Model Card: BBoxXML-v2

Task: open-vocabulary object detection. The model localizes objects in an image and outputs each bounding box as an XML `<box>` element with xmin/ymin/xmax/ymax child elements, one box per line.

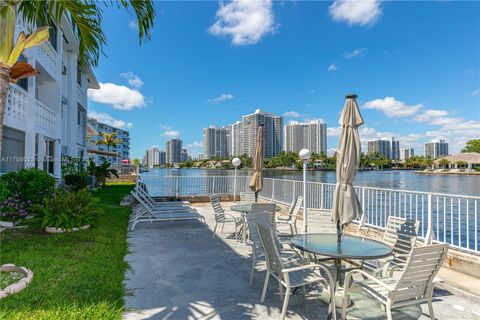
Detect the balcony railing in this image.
<box><xmin>36</xmin><ymin>41</ymin><xmax>58</xmax><ymax>77</ymax></box>
<box><xmin>35</xmin><ymin>100</ymin><xmax>57</xmax><ymax>138</ymax></box>
<box><xmin>140</xmin><ymin>175</ymin><xmax>480</xmax><ymax>255</ymax></box>
<box><xmin>5</xmin><ymin>85</ymin><xmax>28</xmax><ymax>128</ymax></box>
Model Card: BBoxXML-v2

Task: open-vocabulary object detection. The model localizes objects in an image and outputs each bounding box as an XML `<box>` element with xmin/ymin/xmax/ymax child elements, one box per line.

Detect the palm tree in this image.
<box><xmin>438</xmin><ymin>158</ymin><xmax>450</xmax><ymax>170</ymax></box>
<box><xmin>95</xmin><ymin>132</ymin><xmax>122</xmax><ymax>152</ymax></box>
<box><xmin>0</xmin><ymin>0</ymin><xmax>156</xmax><ymax>157</ymax></box>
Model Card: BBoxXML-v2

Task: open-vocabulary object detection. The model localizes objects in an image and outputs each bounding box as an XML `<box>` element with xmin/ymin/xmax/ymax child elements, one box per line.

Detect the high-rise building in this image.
<box><xmin>166</xmin><ymin>138</ymin><xmax>183</xmax><ymax>164</ymax></box>
<box><xmin>399</xmin><ymin>148</ymin><xmax>414</xmax><ymax>161</ymax></box>
<box><xmin>180</xmin><ymin>149</ymin><xmax>189</xmax><ymax>162</ymax></box>
<box><xmin>424</xmin><ymin>139</ymin><xmax>449</xmax><ymax>158</ymax></box>
<box><xmin>368</xmin><ymin>137</ymin><xmax>399</xmax><ymax>160</ymax></box>
<box><xmin>146</xmin><ymin>146</ymin><xmax>160</xmax><ymax>168</ymax></box>
<box><xmin>159</xmin><ymin>150</ymin><xmax>166</xmax><ymax>165</ymax></box>
<box><xmin>284</xmin><ymin>120</ymin><xmax>327</xmax><ymax>154</ymax></box>
<box><xmin>87</xmin><ymin>118</ymin><xmax>130</xmax><ymax>164</ymax></box>
<box><xmin>203</xmin><ymin>126</ymin><xmax>228</xmax><ymax>159</ymax></box>
<box><xmin>229</xmin><ymin>121</ymin><xmax>243</xmax><ymax>156</ymax></box>
<box><xmin>241</xmin><ymin>109</ymin><xmax>283</xmax><ymax>158</ymax></box>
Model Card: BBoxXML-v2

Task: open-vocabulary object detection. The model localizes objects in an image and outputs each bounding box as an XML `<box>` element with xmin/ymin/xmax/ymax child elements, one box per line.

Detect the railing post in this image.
<box><xmin>271</xmin><ymin>179</ymin><xmax>275</xmax><ymax>201</ymax></box>
<box><xmin>320</xmin><ymin>183</ymin><xmax>324</xmax><ymax>210</ymax></box>
<box><xmin>212</xmin><ymin>177</ymin><xmax>216</xmax><ymax>195</ymax></box>
<box><xmin>425</xmin><ymin>193</ymin><xmax>434</xmax><ymax>244</ymax></box>
<box><xmin>175</xmin><ymin>176</ymin><xmax>179</xmax><ymax>198</ymax></box>
<box><xmin>292</xmin><ymin>181</ymin><xmax>296</xmax><ymax>204</ymax></box>
<box><xmin>359</xmin><ymin>187</ymin><xmax>366</xmax><ymax>227</ymax></box>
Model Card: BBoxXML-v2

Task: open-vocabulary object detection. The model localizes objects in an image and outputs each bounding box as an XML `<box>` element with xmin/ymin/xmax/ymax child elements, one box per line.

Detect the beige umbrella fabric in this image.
<box><xmin>249</xmin><ymin>124</ymin><xmax>264</xmax><ymax>195</ymax></box>
<box><xmin>332</xmin><ymin>94</ymin><xmax>364</xmax><ymax>228</ymax></box>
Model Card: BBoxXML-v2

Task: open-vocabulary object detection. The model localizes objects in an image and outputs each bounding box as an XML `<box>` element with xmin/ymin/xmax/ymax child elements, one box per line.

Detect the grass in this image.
<box><xmin>0</xmin><ymin>184</ymin><xmax>134</xmax><ymax>320</ymax></box>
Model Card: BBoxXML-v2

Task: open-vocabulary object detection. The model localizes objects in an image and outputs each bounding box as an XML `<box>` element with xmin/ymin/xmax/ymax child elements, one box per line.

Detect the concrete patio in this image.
<box><xmin>124</xmin><ymin>202</ymin><xmax>480</xmax><ymax>320</ymax></box>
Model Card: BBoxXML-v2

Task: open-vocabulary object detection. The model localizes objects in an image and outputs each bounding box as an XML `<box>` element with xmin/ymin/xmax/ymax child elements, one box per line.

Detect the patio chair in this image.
<box><xmin>240</xmin><ymin>191</ymin><xmax>256</xmax><ymax>204</ymax></box>
<box><xmin>133</xmin><ymin>184</ymin><xmax>190</xmax><ymax>206</ymax></box>
<box><xmin>251</xmin><ymin>203</ymin><xmax>277</xmax><ymax>224</ymax></box>
<box><xmin>209</xmin><ymin>194</ymin><xmax>244</xmax><ymax>240</ymax></box>
<box><xmin>257</xmin><ymin>223</ymin><xmax>337</xmax><ymax>320</ymax></box>
<box><xmin>341</xmin><ymin>244</ymin><xmax>449</xmax><ymax>320</ymax></box>
<box><xmin>275</xmin><ymin>196</ymin><xmax>303</xmax><ymax>235</ymax></box>
<box><xmin>129</xmin><ymin>193</ymin><xmax>204</xmax><ymax>231</ymax></box>
<box><xmin>362</xmin><ymin>216</ymin><xmax>419</xmax><ymax>277</ymax></box>
<box><xmin>246</xmin><ymin>212</ymin><xmax>301</xmax><ymax>285</ymax></box>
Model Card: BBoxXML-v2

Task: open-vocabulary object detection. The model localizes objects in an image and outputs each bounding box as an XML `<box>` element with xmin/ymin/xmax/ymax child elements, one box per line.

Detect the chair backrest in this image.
<box><xmin>246</xmin><ymin>212</ymin><xmax>272</xmax><ymax>258</ymax></box>
<box><xmin>209</xmin><ymin>194</ymin><xmax>225</xmax><ymax>222</ymax></box>
<box><xmin>132</xmin><ymin>191</ymin><xmax>153</xmax><ymax>211</ymax></box>
<box><xmin>288</xmin><ymin>195</ymin><xmax>303</xmax><ymax>221</ymax></box>
<box><xmin>309</xmin><ymin>209</ymin><xmax>337</xmax><ymax>234</ymax></box>
<box><xmin>383</xmin><ymin>217</ymin><xmax>419</xmax><ymax>261</ymax></box>
<box><xmin>257</xmin><ymin>223</ymin><xmax>285</xmax><ymax>280</ymax></box>
<box><xmin>392</xmin><ymin>244</ymin><xmax>448</xmax><ymax>303</ymax></box>
<box><xmin>251</xmin><ymin>203</ymin><xmax>277</xmax><ymax>224</ymax></box>
<box><xmin>240</xmin><ymin>192</ymin><xmax>256</xmax><ymax>204</ymax></box>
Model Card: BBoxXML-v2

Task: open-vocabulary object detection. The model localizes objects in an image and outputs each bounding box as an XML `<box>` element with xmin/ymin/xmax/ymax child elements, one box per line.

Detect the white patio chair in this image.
<box><xmin>257</xmin><ymin>223</ymin><xmax>337</xmax><ymax>320</ymax></box>
<box><xmin>209</xmin><ymin>194</ymin><xmax>244</xmax><ymax>240</ymax></box>
<box><xmin>362</xmin><ymin>216</ymin><xmax>419</xmax><ymax>277</ymax></box>
<box><xmin>246</xmin><ymin>212</ymin><xmax>301</xmax><ymax>285</ymax></box>
<box><xmin>133</xmin><ymin>184</ymin><xmax>190</xmax><ymax>206</ymax></box>
<box><xmin>276</xmin><ymin>196</ymin><xmax>303</xmax><ymax>235</ymax></box>
<box><xmin>251</xmin><ymin>203</ymin><xmax>277</xmax><ymax>224</ymax></box>
<box><xmin>341</xmin><ymin>243</ymin><xmax>449</xmax><ymax>320</ymax></box>
<box><xmin>240</xmin><ymin>191</ymin><xmax>256</xmax><ymax>204</ymax></box>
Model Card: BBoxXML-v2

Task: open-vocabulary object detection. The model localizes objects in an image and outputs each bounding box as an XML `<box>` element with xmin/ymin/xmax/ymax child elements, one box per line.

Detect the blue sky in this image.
<box><xmin>87</xmin><ymin>0</ymin><xmax>480</xmax><ymax>159</ymax></box>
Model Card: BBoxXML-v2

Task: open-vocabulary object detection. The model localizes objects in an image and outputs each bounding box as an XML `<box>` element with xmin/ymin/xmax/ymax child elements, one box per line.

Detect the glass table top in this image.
<box><xmin>290</xmin><ymin>233</ymin><xmax>392</xmax><ymax>259</ymax></box>
<box><xmin>231</xmin><ymin>203</ymin><xmax>281</xmax><ymax>213</ymax></box>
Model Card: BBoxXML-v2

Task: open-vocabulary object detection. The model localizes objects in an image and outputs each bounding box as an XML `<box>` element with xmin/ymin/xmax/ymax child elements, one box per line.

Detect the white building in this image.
<box><xmin>203</xmin><ymin>126</ymin><xmax>228</xmax><ymax>159</ymax></box>
<box><xmin>166</xmin><ymin>138</ymin><xmax>182</xmax><ymax>164</ymax></box>
<box><xmin>368</xmin><ymin>137</ymin><xmax>399</xmax><ymax>160</ymax></box>
<box><xmin>2</xmin><ymin>17</ymin><xmax>99</xmax><ymax>177</ymax></box>
<box><xmin>424</xmin><ymin>139</ymin><xmax>449</xmax><ymax>159</ymax></box>
<box><xmin>284</xmin><ymin>120</ymin><xmax>327</xmax><ymax>154</ymax></box>
<box><xmin>145</xmin><ymin>146</ymin><xmax>165</xmax><ymax>168</ymax></box>
<box><xmin>228</xmin><ymin>121</ymin><xmax>242</xmax><ymax>157</ymax></box>
<box><xmin>400</xmin><ymin>148</ymin><xmax>414</xmax><ymax>161</ymax></box>
<box><xmin>241</xmin><ymin>109</ymin><xmax>282</xmax><ymax>158</ymax></box>
<box><xmin>87</xmin><ymin>118</ymin><xmax>130</xmax><ymax>164</ymax></box>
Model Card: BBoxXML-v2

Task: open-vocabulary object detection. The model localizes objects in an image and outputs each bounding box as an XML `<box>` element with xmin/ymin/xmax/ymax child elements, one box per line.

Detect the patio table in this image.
<box><xmin>231</xmin><ymin>203</ymin><xmax>281</xmax><ymax>242</ymax></box>
<box><xmin>290</xmin><ymin>233</ymin><xmax>392</xmax><ymax>307</ymax></box>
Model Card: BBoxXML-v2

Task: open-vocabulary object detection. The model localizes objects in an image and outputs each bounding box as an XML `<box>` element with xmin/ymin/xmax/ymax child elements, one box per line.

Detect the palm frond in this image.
<box><xmin>111</xmin><ymin>0</ymin><xmax>156</xmax><ymax>44</ymax></box>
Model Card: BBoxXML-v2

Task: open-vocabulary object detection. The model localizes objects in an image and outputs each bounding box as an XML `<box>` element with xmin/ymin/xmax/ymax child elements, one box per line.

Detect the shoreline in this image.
<box><xmin>415</xmin><ymin>170</ymin><xmax>480</xmax><ymax>176</ymax></box>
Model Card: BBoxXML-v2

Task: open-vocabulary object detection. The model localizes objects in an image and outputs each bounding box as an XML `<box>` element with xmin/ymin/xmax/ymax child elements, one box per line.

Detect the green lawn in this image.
<box><xmin>0</xmin><ymin>184</ymin><xmax>134</xmax><ymax>320</ymax></box>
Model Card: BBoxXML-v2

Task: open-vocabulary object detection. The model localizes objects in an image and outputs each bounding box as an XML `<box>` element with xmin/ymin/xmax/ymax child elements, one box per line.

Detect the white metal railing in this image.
<box><xmin>35</xmin><ymin>100</ymin><xmax>57</xmax><ymax>137</ymax></box>
<box><xmin>140</xmin><ymin>175</ymin><xmax>480</xmax><ymax>255</ymax></box>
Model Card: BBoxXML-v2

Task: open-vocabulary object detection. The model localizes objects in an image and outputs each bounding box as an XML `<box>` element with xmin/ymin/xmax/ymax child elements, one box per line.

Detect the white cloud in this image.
<box><xmin>473</xmin><ymin>88</ymin><xmax>480</xmax><ymax>96</ymax></box>
<box><xmin>120</xmin><ymin>71</ymin><xmax>143</xmax><ymax>89</ymax></box>
<box><xmin>283</xmin><ymin>111</ymin><xmax>303</xmax><ymax>118</ymax></box>
<box><xmin>207</xmin><ymin>93</ymin><xmax>234</xmax><ymax>103</ymax></box>
<box><xmin>185</xmin><ymin>141</ymin><xmax>203</xmax><ymax>155</ymax></box>
<box><xmin>163</xmin><ymin>130</ymin><xmax>180</xmax><ymax>138</ymax></box>
<box><xmin>413</xmin><ymin>109</ymin><xmax>461</xmax><ymax>126</ymax></box>
<box><xmin>363</xmin><ymin>97</ymin><xmax>422</xmax><ymax>118</ymax></box>
<box><xmin>328</xmin><ymin>64</ymin><xmax>338</xmax><ymax>72</ymax></box>
<box><xmin>208</xmin><ymin>0</ymin><xmax>275</xmax><ymax>45</ymax></box>
<box><xmin>128</xmin><ymin>21</ymin><xmax>138</xmax><ymax>30</ymax></box>
<box><xmin>88</xmin><ymin>82</ymin><xmax>146</xmax><ymax>110</ymax></box>
<box><xmin>343</xmin><ymin>48</ymin><xmax>367</xmax><ymax>59</ymax></box>
<box><xmin>88</xmin><ymin>111</ymin><xmax>133</xmax><ymax>130</ymax></box>
<box><xmin>329</xmin><ymin>0</ymin><xmax>382</xmax><ymax>26</ymax></box>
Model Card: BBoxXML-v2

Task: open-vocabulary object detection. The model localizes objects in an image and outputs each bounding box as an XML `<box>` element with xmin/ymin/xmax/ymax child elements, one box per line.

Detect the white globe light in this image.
<box><xmin>232</xmin><ymin>157</ymin><xmax>241</xmax><ymax>167</ymax></box>
<box><xmin>299</xmin><ymin>149</ymin><xmax>311</xmax><ymax>160</ymax></box>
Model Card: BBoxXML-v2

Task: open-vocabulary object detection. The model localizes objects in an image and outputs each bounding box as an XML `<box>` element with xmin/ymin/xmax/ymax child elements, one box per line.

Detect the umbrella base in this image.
<box><xmin>320</xmin><ymin>287</ymin><xmax>353</xmax><ymax>308</ymax></box>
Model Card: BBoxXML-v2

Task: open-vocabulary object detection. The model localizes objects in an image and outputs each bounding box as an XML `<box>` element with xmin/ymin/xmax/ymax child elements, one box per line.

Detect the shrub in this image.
<box><xmin>64</xmin><ymin>173</ymin><xmax>88</xmax><ymax>191</ymax></box>
<box><xmin>87</xmin><ymin>160</ymin><xmax>119</xmax><ymax>187</ymax></box>
<box><xmin>0</xmin><ymin>169</ymin><xmax>56</xmax><ymax>206</ymax></box>
<box><xmin>0</xmin><ymin>194</ymin><xmax>32</xmax><ymax>222</ymax></box>
<box><xmin>0</xmin><ymin>181</ymin><xmax>8</xmax><ymax>203</ymax></box>
<box><xmin>30</xmin><ymin>189</ymin><xmax>102</xmax><ymax>229</ymax></box>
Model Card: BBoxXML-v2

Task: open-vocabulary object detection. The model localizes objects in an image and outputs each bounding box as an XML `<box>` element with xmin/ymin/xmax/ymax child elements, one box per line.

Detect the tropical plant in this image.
<box><xmin>61</xmin><ymin>156</ymin><xmax>86</xmax><ymax>176</ymax></box>
<box><xmin>0</xmin><ymin>194</ymin><xmax>32</xmax><ymax>222</ymax></box>
<box><xmin>423</xmin><ymin>157</ymin><xmax>434</xmax><ymax>169</ymax></box>
<box><xmin>438</xmin><ymin>158</ymin><xmax>450</xmax><ymax>170</ymax></box>
<box><xmin>456</xmin><ymin>160</ymin><xmax>468</xmax><ymax>169</ymax></box>
<box><xmin>0</xmin><ymin>180</ymin><xmax>8</xmax><ymax>203</ymax></box>
<box><xmin>30</xmin><ymin>189</ymin><xmax>101</xmax><ymax>229</ymax></box>
<box><xmin>461</xmin><ymin>139</ymin><xmax>480</xmax><ymax>153</ymax></box>
<box><xmin>95</xmin><ymin>132</ymin><xmax>123</xmax><ymax>152</ymax></box>
<box><xmin>0</xmin><ymin>168</ymin><xmax>56</xmax><ymax>206</ymax></box>
<box><xmin>88</xmin><ymin>159</ymin><xmax>119</xmax><ymax>187</ymax></box>
<box><xmin>0</xmin><ymin>0</ymin><xmax>156</xmax><ymax>158</ymax></box>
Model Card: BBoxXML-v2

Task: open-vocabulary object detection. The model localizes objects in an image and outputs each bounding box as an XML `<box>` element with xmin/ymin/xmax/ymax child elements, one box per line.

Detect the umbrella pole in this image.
<box><xmin>337</xmin><ymin>221</ymin><xmax>342</xmax><ymax>243</ymax></box>
<box><xmin>254</xmin><ymin>191</ymin><xmax>258</xmax><ymax>203</ymax></box>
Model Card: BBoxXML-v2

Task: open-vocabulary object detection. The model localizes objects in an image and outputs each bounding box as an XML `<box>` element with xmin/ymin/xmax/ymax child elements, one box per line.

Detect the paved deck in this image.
<box><xmin>124</xmin><ymin>202</ymin><xmax>480</xmax><ymax>320</ymax></box>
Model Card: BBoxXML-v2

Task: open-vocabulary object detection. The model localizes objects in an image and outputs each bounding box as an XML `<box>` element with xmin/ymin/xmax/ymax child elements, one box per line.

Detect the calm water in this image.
<box><xmin>142</xmin><ymin>168</ymin><xmax>480</xmax><ymax>196</ymax></box>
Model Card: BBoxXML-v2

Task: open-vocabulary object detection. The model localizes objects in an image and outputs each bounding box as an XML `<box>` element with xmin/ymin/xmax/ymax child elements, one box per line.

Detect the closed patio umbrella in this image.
<box><xmin>249</xmin><ymin>124</ymin><xmax>264</xmax><ymax>201</ymax></box>
<box><xmin>332</xmin><ymin>94</ymin><xmax>364</xmax><ymax>239</ymax></box>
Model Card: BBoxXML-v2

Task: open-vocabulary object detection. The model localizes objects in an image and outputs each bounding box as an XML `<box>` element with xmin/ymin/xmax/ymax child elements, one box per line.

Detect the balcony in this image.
<box><xmin>35</xmin><ymin>41</ymin><xmax>58</xmax><ymax>78</ymax></box>
<box><xmin>35</xmin><ymin>100</ymin><xmax>57</xmax><ymax>138</ymax></box>
<box><xmin>4</xmin><ymin>85</ymin><xmax>28</xmax><ymax>130</ymax></box>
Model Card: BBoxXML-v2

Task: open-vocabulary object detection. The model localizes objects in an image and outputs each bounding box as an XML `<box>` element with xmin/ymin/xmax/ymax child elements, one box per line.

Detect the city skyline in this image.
<box><xmin>85</xmin><ymin>2</ymin><xmax>479</xmax><ymax>159</ymax></box>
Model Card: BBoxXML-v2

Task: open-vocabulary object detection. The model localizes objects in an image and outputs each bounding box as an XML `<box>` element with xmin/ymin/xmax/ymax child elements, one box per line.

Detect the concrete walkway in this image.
<box><xmin>124</xmin><ymin>203</ymin><xmax>480</xmax><ymax>320</ymax></box>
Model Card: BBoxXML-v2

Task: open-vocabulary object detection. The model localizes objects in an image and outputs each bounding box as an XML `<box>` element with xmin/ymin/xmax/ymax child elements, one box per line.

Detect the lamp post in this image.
<box><xmin>299</xmin><ymin>149</ymin><xmax>311</xmax><ymax>233</ymax></box>
<box><xmin>232</xmin><ymin>157</ymin><xmax>241</xmax><ymax>202</ymax></box>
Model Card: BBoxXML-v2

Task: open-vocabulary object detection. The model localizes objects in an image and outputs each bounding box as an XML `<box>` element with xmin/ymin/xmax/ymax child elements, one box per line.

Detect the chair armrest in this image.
<box><xmin>345</xmin><ymin>269</ymin><xmax>395</xmax><ymax>291</ymax></box>
<box><xmin>281</xmin><ymin>263</ymin><xmax>320</xmax><ymax>273</ymax></box>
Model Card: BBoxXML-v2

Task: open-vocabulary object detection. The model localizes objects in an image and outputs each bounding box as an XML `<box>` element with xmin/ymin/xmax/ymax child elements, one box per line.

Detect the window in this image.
<box><xmin>43</xmin><ymin>139</ymin><xmax>55</xmax><ymax>175</ymax></box>
<box><xmin>16</xmin><ymin>55</ymin><xmax>28</xmax><ymax>91</ymax></box>
<box><xmin>49</xmin><ymin>22</ymin><xmax>57</xmax><ymax>50</ymax></box>
<box><xmin>77</xmin><ymin>104</ymin><xmax>85</xmax><ymax>126</ymax></box>
<box><xmin>77</xmin><ymin>61</ymin><xmax>82</xmax><ymax>87</ymax></box>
